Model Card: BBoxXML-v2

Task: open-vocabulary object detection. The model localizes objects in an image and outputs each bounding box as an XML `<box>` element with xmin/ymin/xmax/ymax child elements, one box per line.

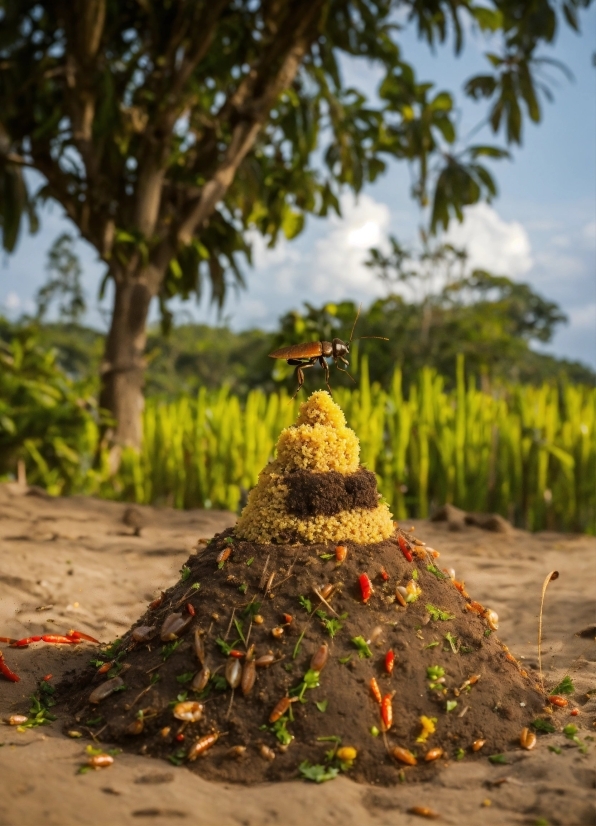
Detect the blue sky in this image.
<box><xmin>2</xmin><ymin>6</ymin><xmax>595</xmax><ymax>367</ymax></box>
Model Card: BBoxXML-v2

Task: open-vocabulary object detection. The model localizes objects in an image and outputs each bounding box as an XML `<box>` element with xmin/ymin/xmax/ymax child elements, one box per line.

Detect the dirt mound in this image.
<box><xmin>58</xmin><ymin>528</ymin><xmax>546</xmax><ymax>785</ymax></box>
<box><xmin>57</xmin><ymin>391</ymin><xmax>545</xmax><ymax>785</ymax></box>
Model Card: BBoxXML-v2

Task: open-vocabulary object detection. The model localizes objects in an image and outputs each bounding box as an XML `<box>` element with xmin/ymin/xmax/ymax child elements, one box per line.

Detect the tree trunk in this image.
<box><xmin>99</xmin><ymin>269</ymin><xmax>155</xmax><ymax>453</ymax></box>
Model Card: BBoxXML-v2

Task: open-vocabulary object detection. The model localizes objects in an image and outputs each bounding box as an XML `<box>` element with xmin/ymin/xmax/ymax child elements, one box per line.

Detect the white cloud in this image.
<box><xmin>5</xmin><ymin>291</ymin><xmax>21</xmax><ymax>310</ymax></box>
<box><xmin>444</xmin><ymin>202</ymin><xmax>533</xmax><ymax>276</ymax></box>
<box><xmin>583</xmin><ymin>221</ymin><xmax>596</xmax><ymax>241</ymax></box>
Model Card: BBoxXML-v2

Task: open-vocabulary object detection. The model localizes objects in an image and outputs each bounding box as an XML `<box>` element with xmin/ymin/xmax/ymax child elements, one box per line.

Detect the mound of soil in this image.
<box><xmin>58</xmin><ymin>527</ymin><xmax>545</xmax><ymax>785</ymax></box>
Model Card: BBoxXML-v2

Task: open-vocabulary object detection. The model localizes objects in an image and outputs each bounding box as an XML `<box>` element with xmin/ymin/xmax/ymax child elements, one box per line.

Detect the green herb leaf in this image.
<box><xmin>240</xmin><ymin>600</ymin><xmax>262</xmax><ymax>619</ymax></box>
<box><xmin>551</xmin><ymin>675</ymin><xmax>574</xmax><ymax>696</ymax></box>
<box><xmin>211</xmin><ymin>675</ymin><xmax>228</xmax><ymax>692</ymax></box>
<box><xmin>298</xmin><ymin>761</ymin><xmax>339</xmax><ymax>783</ymax></box>
<box><xmin>370</xmin><ymin>726</ymin><xmax>380</xmax><ymax>737</ymax></box>
<box><xmin>426</xmin><ymin>564</ymin><xmax>448</xmax><ymax>580</ymax></box>
<box><xmin>424</xmin><ymin>641</ymin><xmax>440</xmax><ymax>649</ymax></box>
<box><xmin>191</xmin><ymin>582</ymin><xmax>201</xmax><ymax>591</ymax></box>
<box><xmin>488</xmin><ymin>754</ymin><xmax>508</xmax><ymax>764</ymax></box>
<box><xmin>215</xmin><ymin>637</ymin><xmax>240</xmax><ymax>656</ymax></box>
<box><xmin>445</xmin><ymin>632</ymin><xmax>459</xmax><ymax>653</ymax></box>
<box><xmin>426</xmin><ymin>665</ymin><xmax>445</xmax><ymax>681</ymax></box>
<box><xmin>455</xmin><ymin>747</ymin><xmax>465</xmax><ymax>760</ymax></box>
<box><xmin>271</xmin><ymin>718</ymin><xmax>293</xmax><ymax>745</ymax></box>
<box><xmin>180</xmin><ymin>565</ymin><xmax>191</xmax><ymax>582</ymax></box>
<box><xmin>238</xmin><ymin>583</ymin><xmax>248</xmax><ymax>594</ymax></box>
<box><xmin>246</xmin><ymin>557</ymin><xmax>254</xmax><ymax>566</ymax></box>
<box><xmin>321</xmin><ymin>617</ymin><xmax>343</xmax><ymax>638</ymax></box>
<box><xmin>319</xmin><ymin>553</ymin><xmax>334</xmax><ymax>560</ymax></box>
<box><xmin>338</xmin><ymin>655</ymin><xmax>352</xmax><ymax>665</ymax></box>
<box><xmin>563</xmin><ymin>724</ymin><xmax>578</xmax><ymax>738</ymax></box>
<box><xmin>484</xmin><ymin>629</ymin><xmax>492</xmax><ymax>637</ymax></box>
<box><xmin>292</xmin><ymin>629</ymin><xmax>306</xmax><ymax>660</ymax></box>
<box><xmin>162</xmin><ymin>640</ymin><xmax>183</xmax><ymax>660</ymax></box>
<box><xmin>176</xmin><ymin>672</ymin><xmax>194</xmax><ymax>684</ymax></box>
<box><xmin>532</xmin><ymin>719</ymin><xmax>556</xmax><ymax>733</ymax></box>
<box><xmin>548</xmin><ymin>745</ymin><xmax>562</xmax><ymax>754</ymax></box>
<box><xmin>298</xmin><ymin>595</ymin><xmax>312</xmax><ymax>613</ymax></box>
<box><xmin>316</xmin><ymin>700</ymin><xmax>328</xmax><ymax>713</ymax></box>
<box><xmin>168</xmin><ymin>748</ymin><xmax>186</xmax><ymax>766</ymax></box>
<box><xmin>233</xmin><ymin>618</ymin><xmax>246</xmax><ymax>643</ymax></box>
<box><xmin>85</xmin><ymin>716</ymin><xmax>104</xmax><ymax>726</ymax></box>
<box><xmin>426</xmin><ymin>604</ymin><xmax>455</xmax><ymax>622</ymax></box>
<box><xmin>351</xmin><ymin>636</ymin><xmax>372</xmax><ymax>659</ymax></box>
<box><xmin>412</xmin><ymin>569</ymin><xmax>419</xmax><ymax>581</ymax></box>
<box><xmin>446</xmin><ymin>700</ymin><xmax>458</xmax><ymax>712</ymax></box>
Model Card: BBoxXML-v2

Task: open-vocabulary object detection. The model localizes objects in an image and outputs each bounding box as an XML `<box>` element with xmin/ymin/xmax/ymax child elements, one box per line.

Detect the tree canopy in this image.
<box><xmin>0</xmin><ymin>0</ymin><xmax>592</xmax><ymax>444</ymax></box>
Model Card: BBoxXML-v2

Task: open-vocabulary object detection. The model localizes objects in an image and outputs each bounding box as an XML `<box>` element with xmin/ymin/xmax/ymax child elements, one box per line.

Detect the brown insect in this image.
<box><xmin>268</xmin><ymin>306</ymin><xmax>387</xmax><ymax>398</ymax></box>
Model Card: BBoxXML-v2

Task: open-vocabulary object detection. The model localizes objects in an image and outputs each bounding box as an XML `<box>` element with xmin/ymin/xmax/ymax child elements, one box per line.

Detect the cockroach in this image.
<box><xmin>173</xmin><ymin>701</ymin><xmax>203</xmax><ymax>722</ymax></box>
<box><xmin>384</xmin><ymin>650</ymin><xmax>395</xmax><ymax>675</ymax></box>
<box><xmin>310</xmin><ymin>643</ymin><xmax>329</xmax><ymax>672</ymax></box>
<box><xmin>269</xmin><ymin>696</ymin><xmax>294</xmax><ymax>723</ymax></box>
<box><xmin>392</xmin><ymin>746</ymin><xmax>417</xmax><ymax>766</ymax></box>
<box><xmin>548</xmin><ymin>695</ymin><xmax>568</xmax><ymax>708</ymax></box>
<box><xmin>359</xmin><ymin>573</ymin><xmax>373</xmax><ymax>603</ymax></box>
<box><xmin>241</xmin><ymin>659</ymin><xmax>256</xmax><ymax>695</ymax></box>
<box><xmin>187</xmin><ymin>732</ymin><xmax>219</xmax><ymax>761</ymax></box>
<box><xmin>255</xmin><ymin>653</ymin><xmax>275</xmax><ymax>668</ymax></box>
<box><xmin>87</xmin><ymin>753</ymin><xmax>114</xmax><ymax>769</ymax></box>
<box><xmin>335</xmin><ymin>545</ymin><xmax>347</xmax><ymax>563</ymax></box>
<box><xmin>519</xmin><ymin>727</ymin><xmax>536</xmax><ymax>750</ymax></box>
<box><xmin>132</xmin><ymin>625</ymin><xmax>156</xmax><ymax>643</ymax></box>
<box><xmin>191</xmin><ymin>667</ymin><xmax>211</xmax><ymax>692</ymax></box>
<box><xmin>369</xmin><ymin>677</ymin><xmax>382</xmax><ymax>705</ymax></box>
<box><xmin>186</xmin><ymin>603</ymin><xmax>196</xmax><ymax>617</ymax></box>
<box><xmin>160</xmin><ymin>612</ymin><xmax>192</xmax><ymax>641</ymax></box>
<box><xmin>424</xmin><ymin>748</ymin><xmax>444</xmax><ymax>762</ymax></box>
<box><xmin>398</xmin><ymin>535</ymin><xmax>413</xmax><ymax>562</ymax></box>
<box><xmin>268</xmin><ymin>306</ymin><xmax>387</xmax><ymax>397</ymax></box>
<box><xmin>217</xmin><ymin>547</ymin><xmax>232</xmax><ymax>565</ymax></box>
<box><xmin>380</xmin><ymin>694</ymin><xmax>393</xmax><ymax>730</ymax></box>
<box><xmin>225</xmin><ymin>658</ymin><xmax>242</xmax><ymax>689</ymax></box>
<box><xmin>88</xmin><ymin>676</ymin><xmax>124</xmax><ymax>704</ymax></box>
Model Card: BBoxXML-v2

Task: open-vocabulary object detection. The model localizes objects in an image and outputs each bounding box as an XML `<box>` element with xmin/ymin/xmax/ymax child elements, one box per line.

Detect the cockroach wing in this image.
<box><xmin>269</xmin><ymin>342</ymin><xmax>323</xmax><ymax>360</ymax></box>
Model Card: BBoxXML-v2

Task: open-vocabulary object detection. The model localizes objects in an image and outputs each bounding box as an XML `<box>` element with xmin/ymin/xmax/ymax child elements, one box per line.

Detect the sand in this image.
<box><xmin>0</xmin><ymin>483</ymin><xmax>594</xmax><ymax>826</ymax></box>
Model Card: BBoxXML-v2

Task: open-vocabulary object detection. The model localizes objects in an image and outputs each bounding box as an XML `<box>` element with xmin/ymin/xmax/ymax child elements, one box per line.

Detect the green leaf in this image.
<box><xmin>426</xmin><ymin>564</ymin><xmax>448</xmax><ymax>580</ymax></box>
<box><xmin>176</xmin><ymin>672</ymin><xmax>194</xmax><ymax>684</ymax></box>
<box><xmin>532</xmin><ymin>719</ymin><xmax>556</xmax><ymax>733</ymax></box>
<box><xmin>319</xmin><ymin>553</ymin><xmax>334</xmax><ymax>560</ymax></box>
<box><xmin>162</xmin><ymin>640</ymin><xmax>183</xmax><ymax>661</ymax></box>
<box><xmin>240</xmin><ymin>600</ymin><xmax>261</xmax><ymax>619</ymax></box>
<box><xmin>351</xmin><ymin>636</ymin><xmax>372</xmax><ymax>658</ymax></box>
<box><xmin>426</xmin><ymin>604</ymin><xmax>455</xmax><ymax>622</ymax></box>
<box><xmin>548</xmin><ymin>745</ymin><xmax>562</xmax><ymax>755</ymax></box>
<box><xmin>445</xmin><ymin>632</ymin><xmax>459</xmax><ymax>653</ymax></box>
<box><xmin>271</xmin><ymin>718</ymin><xmax>293</xmax><ymax>745</ymax></box>
<box><xmin>338</xmin><ymin>655</ymin><xmax>352</xmax><ymax>665</ymax></box>
<box><xmin>446</xmin><ymin>700</ymin><xmax>457</xmax><ymax>713</ymax></box>
<box><xmin>298</xmin><ymin>596</ymin><xmax>312</xmax><ymax>613</ymax></box>
<box><xmin>455</xmin><ymin>748</ymin><xmax>465</xmax><ymax>760</ymax></box>
<box><xmin>316</xmin><ymin>700</ymin><xmax>328</xmax><ymax>713</ymax></box>
<box><xmin>551</xmin><ymin>675</ymin><xmax>574</xmax><ymax>696</ymax></box>
<box><xmin>488</xmin><ymin>754</ymin><xmax>507</xmax><ymax>764</ymax></box>
<box><xmin>424</xmin><ymin>641</ymin><xmax>440</xmax><ymax>649</ymax></box>
<box><xmin>246</xmin><ymin>557</ymin><xmax>254</xmax><ymax>566</ymax></box>
<box><xmin>215</xmin><ymin>637</ymin><xmax>239</xmax><ymax>656</ymax></box>
<box><xmin>298</xmin><ymin>761</ymin><xmax>339</xmax><ymax>783</ymax></box>
<box><xmin>179</xmin><ymin>565</ymin><xmax>191</xmax><ymax>582</ymax></box>
<box><xmin>426</xmin><ymin>665</ymin><xmax>445</xmax><ymax>681</ymax></box>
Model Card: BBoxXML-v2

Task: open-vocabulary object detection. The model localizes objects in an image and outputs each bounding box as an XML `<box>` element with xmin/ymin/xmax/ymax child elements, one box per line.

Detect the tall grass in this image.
<box><xmin>98</xmin><ymin>357</ymin><xmax>595</xmax><ymax>533</ymax></box>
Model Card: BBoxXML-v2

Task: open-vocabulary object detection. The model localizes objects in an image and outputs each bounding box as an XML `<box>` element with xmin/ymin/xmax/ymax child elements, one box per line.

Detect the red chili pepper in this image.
<box><xmin>0</xmin><ymin>652</ymin><xmax>20</xmax><ymax>682</ymax></box>
<box><xmin>385</xmin><ymin>650</ymin><xmax>395</xmax><ymax>675</ymax></box>
<box><xmin>11</xmin><ymin>636</ymin><xmax>42</xmax><ymax>647</ymax></box>
<box><xmin>359</xmin><ymin>573</ymin><xmax>373</xmax><ymax>603</ymax></box>
<box><xmin>380</xmin><ymin>567</ymin><xmax>390</xmax><ymax>582</ymax></box>
<box><xmin>398</xmin><ymin>535</ymin><xmax>413</xmax><ymax>562</ymax></box>
<box><xmin>228</xmin><ymin>650</ymin><xmax>245</xmax><ymax>659</ymax></box>
<box><xmin>0</xmin><ymin>637</ymin><xmax>17</xmax><ymax>645</ymax></box>
<box><xmin>381</xmin><ymin>694</ymin><xmax>393</xmax><ymax>730</ymax></box>
<box><xmin>186</xmin><ymin>603</ymin><xmax>196</xmax><ymax>617</ymax></box>
<box><xmin>41</xmin><ymin>635</ymin><xmax>79</xmax><ymax>645</ymax></box>
<box><xmin>369</xmin><ymin>677</ymin><xmax>382</xmax><ymax>705</ymax></box>
<box><xmin>42</xmin><ymin>674</ymin><xmax>53</xmax><ymax>681</ymax></box>
<box><xmin>67</xmin><ymin>630</ymin><xmax>100</xmax><ymax>644</ymax></box>
<box><xmin>570</xmin><ymin>708</ymin><xmax>579</xmax><ymax>717</ymax></box>
<box><xmin>175</xmin><ymin>733</ymin><xmax>185</xmax><ymax>742</ymax></box>
<box><xmin>282</xmin><ymin>613</ymin><xmax>293</xmax><ymax>625</ymax></box>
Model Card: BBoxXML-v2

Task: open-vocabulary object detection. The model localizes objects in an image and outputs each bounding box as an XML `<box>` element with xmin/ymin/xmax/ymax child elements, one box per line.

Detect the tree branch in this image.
<box><xmin>176</xmin><ymin>0</ymin><xmax>326</xmax><ymax>245</ymax></box>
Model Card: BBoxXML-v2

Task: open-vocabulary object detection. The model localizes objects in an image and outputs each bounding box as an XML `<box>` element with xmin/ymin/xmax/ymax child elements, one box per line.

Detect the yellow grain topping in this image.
<box><xmin>235</xmin><ymin>391</ymin><xmax>394</xmax><ymax>545</ymax></box>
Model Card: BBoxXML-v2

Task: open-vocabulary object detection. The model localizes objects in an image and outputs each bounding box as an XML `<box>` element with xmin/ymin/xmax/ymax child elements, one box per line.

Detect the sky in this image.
<box><xmin>2</xmin><ymin>5</ymin><xmax>595</xmax><ymax>368</ymax></box>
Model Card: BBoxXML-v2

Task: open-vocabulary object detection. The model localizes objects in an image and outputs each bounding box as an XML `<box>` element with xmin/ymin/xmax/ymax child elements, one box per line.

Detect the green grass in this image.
<box><xmin>13</xmin><ymin>356</ymin><xmax>596</xmax><ymax>533</ymax></box>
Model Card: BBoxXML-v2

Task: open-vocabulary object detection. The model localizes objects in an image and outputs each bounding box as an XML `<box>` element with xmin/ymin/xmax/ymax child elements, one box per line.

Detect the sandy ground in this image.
<box><xmin>0</xmin><ymin>483</ymin><xmax>594</xmax><ymax>826</ymax></box>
